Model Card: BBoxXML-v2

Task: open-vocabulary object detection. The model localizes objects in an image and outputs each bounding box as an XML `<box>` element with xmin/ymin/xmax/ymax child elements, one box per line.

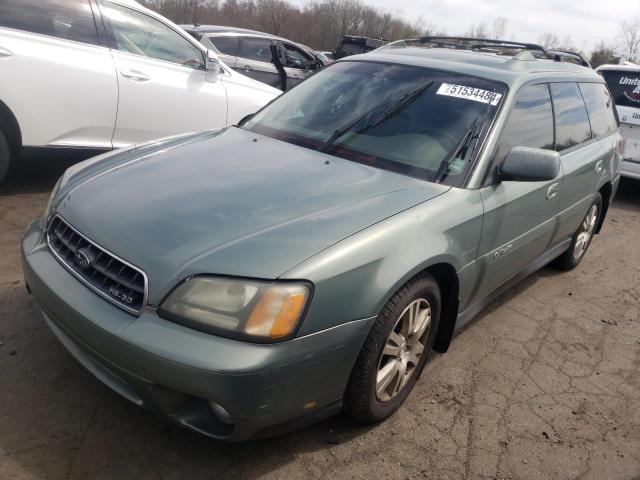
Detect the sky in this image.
<box><xmin>297</xmin><ymin>0</ymin><xmax>640</xmax><ymax>54</ymax></box>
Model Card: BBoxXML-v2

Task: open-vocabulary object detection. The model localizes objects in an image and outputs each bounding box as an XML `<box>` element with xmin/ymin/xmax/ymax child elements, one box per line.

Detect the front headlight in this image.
<box><xmin>158</xmin><ymin>276</ymin><xmax>312</xmax><ymax>342</ymax></box>
<box><xmin>42</xmin><ymin>176</ymin><xmax>62</xmax><ymax>225</ymax></box>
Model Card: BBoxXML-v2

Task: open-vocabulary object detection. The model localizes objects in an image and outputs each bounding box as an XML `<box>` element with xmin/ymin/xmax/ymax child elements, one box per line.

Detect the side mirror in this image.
<box><xmin>499</xmin><ymin>146</ymin><xmax>560</xmax><ymax>182</ymax></box>
<box><xmin>205</xmin><ymin>49</ymin><xmax>220</xmax><ymax>83</ymax></box>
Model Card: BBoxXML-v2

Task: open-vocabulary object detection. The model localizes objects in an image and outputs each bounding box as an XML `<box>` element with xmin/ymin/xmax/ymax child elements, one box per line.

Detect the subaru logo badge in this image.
<box><xmin>75</xmin><ymin>249</ymin><xmax>92</xmax><ymax>270</ymax></box>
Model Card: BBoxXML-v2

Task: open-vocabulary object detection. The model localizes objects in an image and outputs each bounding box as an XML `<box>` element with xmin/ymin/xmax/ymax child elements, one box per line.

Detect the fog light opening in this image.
<box><xmin>209</xmin><ymin>401</ymin><xmax>233</xmax><ymax>425</ymax></box>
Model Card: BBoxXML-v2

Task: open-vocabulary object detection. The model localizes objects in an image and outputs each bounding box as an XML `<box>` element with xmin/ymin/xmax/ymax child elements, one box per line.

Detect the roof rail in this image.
<box><xmin>547</xmin><ymin>49</ymin><xmax>591</xmax><ymax>68</ymax></box>
<box><xmin>387</xmin><ymin>36</ymin><xmax>592</xmax><ymax>68</ymax></box>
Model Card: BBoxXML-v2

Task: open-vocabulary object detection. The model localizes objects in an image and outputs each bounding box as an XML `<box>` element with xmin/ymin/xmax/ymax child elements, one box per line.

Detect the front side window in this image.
<box><xmin>0</xmin><ymin>0</ymin><xmax>99</xmax><ymax>46</ymax></box>
<box><xmin>496</xmin><ymin>84</ymin><xmax>554</xmax><ymax>155</ymax></box>
<box><xmin>599</xmin><ymin>70</ymin><xmax>640</xmax><ymax>109</ymax></box>
<box><xmin>486</xmin><ymin>84</ymin><xmax>554</xmax><ymax>184</ymax></box>
<box><xmin>579</xmin><ymin>82</ymin><xmax>619</xmax><ymax>137</ymax></box>
<box><xmin>282</xmin><ymin>43</ymin><xmax>314</xmax><ymax>68</ymax></box>
<box><xmin>244</xmin><ymin>61</ymin><xmax>506</xmax><ymax>185</ymax></box>
<box><xmin>102</xmin><ymin>2</ymin><xmax>204</xmax><ymax>69</ymax></box>
<box><xmin>240</xmin><ymin>37</ymin><xmax>273</xmax><ymax>63</ymax></box>
<box><xmin>550</xmin><ymin>83</ymin><xmax>592</xmax><ymax>151</ymax></box>
<box><xmin>208</xmin><ymin>36</ymin><xmax>240</xmax><ymax>56</ymax></box>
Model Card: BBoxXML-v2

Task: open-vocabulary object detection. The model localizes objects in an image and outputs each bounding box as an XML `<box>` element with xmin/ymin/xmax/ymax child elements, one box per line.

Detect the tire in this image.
<box><xmin>344</xmin><ymin>274</ymin><xmax>441</xmax><ymax>423</ymax></box>
<box><xmin>0</xmin><ymin>130</ymin><xmax>10</xmax><ymax>184</ymax></box>
<box><xmin>555</xmin><ymin>193</ymin><xmax>602</xmax><ymax>271</ymax></box>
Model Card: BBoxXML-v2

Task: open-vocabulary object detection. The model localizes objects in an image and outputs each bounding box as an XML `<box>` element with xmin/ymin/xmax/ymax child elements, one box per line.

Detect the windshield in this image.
<box><xmin>600</xmin><ymin>70</ymin><xmax>640</xmax><ymax>109</ymax></box>
<box><xmin>243</xmin><ymin>61</ymin><xmax>506</xmax><ymax>185</ymax></box>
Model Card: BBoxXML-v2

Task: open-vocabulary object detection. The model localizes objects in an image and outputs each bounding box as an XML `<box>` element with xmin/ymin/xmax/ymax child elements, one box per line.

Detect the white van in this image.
<box><xmin>0</xmin><ymin>0</ymin><xmax>280</xmax><ymax>182</ymax></box>
<box><xmin>597</xmin><ymin>64</ymin><xmax>640</xmax><ymax>179</ymax></box>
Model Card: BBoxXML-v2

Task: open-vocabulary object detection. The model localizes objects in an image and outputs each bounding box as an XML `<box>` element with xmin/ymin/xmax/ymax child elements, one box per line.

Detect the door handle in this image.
<box><xmin>243</xmin><ymin>65</ymin><xmax>252</xmax><ymax>72</ymax></box>
<box><xmin>120</xmin><ymin>70</ymin><xmax>150</xmax><ymax>82</ymax></box>
<box><xmin>595</xmin><ymin>160</ymin><xmax>604</xmax><ymax>174</ymax></box>
<box><xmin>546</xmin><ymin>182</ymin><xmax>560</xmax><ymax>200</ymax></box>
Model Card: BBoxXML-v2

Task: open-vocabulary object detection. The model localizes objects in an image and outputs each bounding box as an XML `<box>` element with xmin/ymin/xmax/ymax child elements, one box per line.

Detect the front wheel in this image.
<box><xmin>556</xmin><ymin>193</ymin><xmax>602</xmax><ymax>271</ymax></box>
<box><xmin>344</xmin><ymin>274</ymin><xmax>441</xmax><ymax>423</ymax></box>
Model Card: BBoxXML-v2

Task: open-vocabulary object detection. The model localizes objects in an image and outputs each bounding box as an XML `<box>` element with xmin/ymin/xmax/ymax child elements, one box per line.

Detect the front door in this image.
<box><xmin>237</xmin><ymin>36</ymin><xmax>281</xmax><ymax>89</ymax></box>
<box><xmin>280</xmin><ymin>42</ymin><xmax>317</xmax><ymax>89</ymax></box>
<box><xmin>99</xmin><ymin>1</ymin><xmax>227</xmax><ymax>147</ymax></box>
<box><xmin>473</xmin><ymin>83</ymin><xmax>562</xmax><ymax>302</ymax></box>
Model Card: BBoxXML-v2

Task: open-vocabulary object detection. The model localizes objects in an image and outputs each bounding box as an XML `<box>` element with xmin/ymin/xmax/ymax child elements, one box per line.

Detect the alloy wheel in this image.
<box><xmin>376</xmin><ymin>298</ymin><xmax>432</xmax><ymax>402</ymax></box>
<box><xmin>573</xmin><ymin>204</ymin><xmax>598</xmax><ymax>260</ymax></box>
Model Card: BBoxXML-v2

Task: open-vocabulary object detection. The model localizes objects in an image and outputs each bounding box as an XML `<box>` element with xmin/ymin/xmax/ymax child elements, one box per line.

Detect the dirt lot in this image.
<box><xmin>1</xmin><ymin>158</ymin><xmax>640</xmax><ymax>480</ymax></box>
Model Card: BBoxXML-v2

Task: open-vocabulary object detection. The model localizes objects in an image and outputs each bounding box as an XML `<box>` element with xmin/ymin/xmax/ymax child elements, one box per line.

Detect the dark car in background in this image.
<box><xmin>182</xmin><ymin>25</ymin><xmax>328</xmax><ymax>91</ymax></box>
<box><xmin>335</xmin><ymin>35</ymin><xmax>387</xmax><ymax>59</ymax></box>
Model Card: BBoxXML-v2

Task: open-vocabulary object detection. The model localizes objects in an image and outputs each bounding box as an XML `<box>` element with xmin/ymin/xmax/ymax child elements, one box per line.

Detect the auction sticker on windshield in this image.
<box><xmin>437</xmin><ymin>83</ymin><xmax>502</xmax><ymax>105</ymax></box>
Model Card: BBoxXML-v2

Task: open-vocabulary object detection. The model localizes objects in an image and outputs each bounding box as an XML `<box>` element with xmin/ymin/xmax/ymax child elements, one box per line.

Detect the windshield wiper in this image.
<box><xmin>319</xmin><ymin>80</ymin><xmax>434</xmax><ymax>152</ymax></box>
<box><xmin>433</xmin><ymin>116</ymin><xmax>481</xmax><ymax>184</ymax></box>
<box><xmin>433</xmin><ymin>88</ymin><xmax>497</xmax><ymax>184</ymax></box>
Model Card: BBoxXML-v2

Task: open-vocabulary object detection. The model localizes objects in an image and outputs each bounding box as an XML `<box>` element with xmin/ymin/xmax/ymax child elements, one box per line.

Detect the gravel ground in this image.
<box><xmin>1</xmin><ymin>157</ymin><xmax>640</xmax><ymax>480</ymax></box>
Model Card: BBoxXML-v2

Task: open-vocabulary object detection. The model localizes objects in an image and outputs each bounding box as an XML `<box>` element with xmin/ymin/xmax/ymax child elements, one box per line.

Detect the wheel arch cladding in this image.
<box><xmin>596</xmin><ymin>182</ymin><xmax>612</xmax><ymax>234</ymax></box>
<box><xmin>0</xmin><ymin>100</ymin><xmax>22</xmax><ymax>156</ymax></box>
<box><xmin>424</xmin><ymin>263</ymin><xmax>459</xmax><ymax>353</ymax></box>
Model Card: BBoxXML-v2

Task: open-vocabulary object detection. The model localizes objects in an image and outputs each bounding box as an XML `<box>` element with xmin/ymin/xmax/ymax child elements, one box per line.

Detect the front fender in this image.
<box><xmin>283</xmin><ymin>188</ymin><xmax>484</xmax><ymax>337</ymax></box>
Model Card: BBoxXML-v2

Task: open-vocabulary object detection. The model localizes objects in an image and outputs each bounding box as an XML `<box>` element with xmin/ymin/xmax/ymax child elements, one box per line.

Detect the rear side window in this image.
<box><xmin>550</xmin><ymin>83</ymin><xmax>592</xmax><ymax>151</ymax></box>
<box><xmin>0</xmin><ymin>0</ymin><xmax>99</xmax><ymax>46</ymax></box>
<box><xmin>579</xmin><ymin>83</ymin><xmax>619</xmax><ymax>137</ymax></box>
<box><xmin>495</xmin><ymin>84</ymin><xmax>554</xmax><ymax>161</ymax></box>
<box><xmin>208</xmin><ymin>36</ymin><xmax>240</xmax><ymax>56</ymax></box>
<box><xmin>599</xmin><ymin>70</ymin><xmax>640</xmax><ymax>109</ymax></box>
<box><xmin>240</xmin><ymin>37</ymin><xmax>273</xmax><ymax>62</ymax></box>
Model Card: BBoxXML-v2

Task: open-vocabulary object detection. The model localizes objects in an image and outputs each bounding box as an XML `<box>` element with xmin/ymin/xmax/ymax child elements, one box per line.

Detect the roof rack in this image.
<box><xmin>387</xmin><ymin>36</ymin><xmax>591</xmax><ymax>68</ymax></box>
<box><xmin>547</xmin><ymin>49</ymin><xmax>591</xmax><ymax>68</ymax></box>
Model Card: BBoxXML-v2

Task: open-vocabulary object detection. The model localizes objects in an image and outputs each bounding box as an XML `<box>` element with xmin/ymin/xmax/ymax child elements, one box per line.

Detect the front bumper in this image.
<box><xmin>22</xmin><ymin>219</ymin><xmax>373</xmax><ymax>441</ymax></box>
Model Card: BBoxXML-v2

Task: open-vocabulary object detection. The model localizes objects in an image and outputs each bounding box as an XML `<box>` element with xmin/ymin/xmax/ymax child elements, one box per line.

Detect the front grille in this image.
<box><xmin>47</xmin><ymin>216</ymin><xmax>148</xmax><ymax>315</ymax></box>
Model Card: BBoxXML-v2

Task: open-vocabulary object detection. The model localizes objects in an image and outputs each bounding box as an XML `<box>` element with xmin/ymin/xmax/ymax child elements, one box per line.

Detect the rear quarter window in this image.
<box><xmin>579</xmin><ymin>82</ymin><xmax>619</xmax><ymax>137</ymax></box>
<box><xmin>0</xmin><ymin>0</ymin><xmax>99</xmax><ymax>46</ymax></box>
<box><xmin>600</xmin><ymin>70</ymin><xmax>640</xmax><ymax>109</ymax></box>
<box><xmin>550</xmin><ymin>83</ymin><xmax>592</xmax><ymax>151</ymax></box>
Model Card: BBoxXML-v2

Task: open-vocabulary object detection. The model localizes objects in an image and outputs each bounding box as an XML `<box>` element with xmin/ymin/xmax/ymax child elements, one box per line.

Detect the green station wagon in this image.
<box><xmin>22</xmin><ymin>37</ymin><xmax>623</xmax><ymax>440</ymax></box>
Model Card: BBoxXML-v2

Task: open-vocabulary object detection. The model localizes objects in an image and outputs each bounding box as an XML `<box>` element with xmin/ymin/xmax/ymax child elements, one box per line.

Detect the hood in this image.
<box><xmin>56</xmin><ymin>127</ymin><xmax>448</xmax><ymax>303</ymax></box>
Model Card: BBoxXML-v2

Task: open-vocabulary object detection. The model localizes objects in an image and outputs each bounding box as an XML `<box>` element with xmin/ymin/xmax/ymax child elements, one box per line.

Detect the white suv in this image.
<box><xmin>0</xmin><ymin>0</ymin><xmax>280</xmax><ymax>182</ymax></box>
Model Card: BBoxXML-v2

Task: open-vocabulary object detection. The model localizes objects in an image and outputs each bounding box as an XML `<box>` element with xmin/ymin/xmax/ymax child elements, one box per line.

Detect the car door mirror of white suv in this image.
<box><xmin>206</xmin><ymin>50</ymin><xmax>220</xmax><ymax>83</ymax></box>
<box><xmin>499</xmin><ymin>146</ymin><xmax>561</xmax><ymax>182</ymax></box>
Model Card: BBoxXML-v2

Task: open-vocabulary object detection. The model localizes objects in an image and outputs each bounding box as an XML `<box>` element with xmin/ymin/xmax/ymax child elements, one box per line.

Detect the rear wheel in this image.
<box><xmin>556</xmin><ymin>193</ymin><xmax>602</xmax><ymax>271</ymax></box>
<box><xmin>344</xmin><ymin>274</ymin><xmax>441</xmax><ymax>423</ymax></box>
<box><xmin>0</xmin><ymin>130</ymin><xmax>10</xmax><ymax>183</ymax></box>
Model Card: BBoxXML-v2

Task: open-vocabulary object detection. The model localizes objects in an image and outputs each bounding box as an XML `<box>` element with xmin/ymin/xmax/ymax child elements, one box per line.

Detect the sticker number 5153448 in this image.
<box><xmin>436</xmin><ymin>83</ymin><xmax>502</xmax><ymax>106</ymax></box>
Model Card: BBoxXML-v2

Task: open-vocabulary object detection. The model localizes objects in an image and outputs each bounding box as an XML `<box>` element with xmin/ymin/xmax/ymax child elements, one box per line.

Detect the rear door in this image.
<box><xmin>237</xmin><ymin>36</ymin><xmax>281</xmax><ymax>88</ymax></box>
<box><xmin>0</xmin><ymin>0</ymin><xmax>117</xmax><ymax>149</ymax></box>
<box><xmin>474</xmin><ymin>83</ymin><xmax>562</xmax><ymax>302</ymax></box>
<box><xmin>99</xmin><ymin>1</ymin><xmax>227</xmax><ymax>147</ymax></box>
<box><xmin>550</xmin><ymin>82</ymin><xmax>604</xmax><ymax>241</ymax></box>
<box><xmin>203</xmin><ymin>34</ymin><xmax>240</xmax><ymax>68</ymax></box>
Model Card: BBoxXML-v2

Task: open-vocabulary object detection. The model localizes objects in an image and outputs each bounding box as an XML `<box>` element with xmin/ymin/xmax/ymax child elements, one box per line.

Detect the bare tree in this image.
<box><xmin>465</xmin><ymin>22</ymin><xmax>488</xmax><ymax>39</ymax></box>
<box><xmin>538</xmin><ymin>32</ymin><xmax>559</xmax><ymax>48</ymax></box>
<box><xmin>490</xmin><ymin>17</ymin><xmax>507</xmax><ymax>40</ymax></box>
<box><xmin>619</xmin><ymin>17</ymin><xmax>640</xmax><ymax>56</ymax></box>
